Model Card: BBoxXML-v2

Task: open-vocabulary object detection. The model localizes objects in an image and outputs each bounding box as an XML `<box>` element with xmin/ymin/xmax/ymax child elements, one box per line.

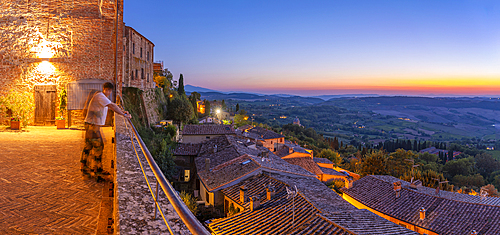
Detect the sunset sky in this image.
<box><xmin>124</xmin><ymin>0</ymin><xmax>500</xmax><ymax>96</ymax></box>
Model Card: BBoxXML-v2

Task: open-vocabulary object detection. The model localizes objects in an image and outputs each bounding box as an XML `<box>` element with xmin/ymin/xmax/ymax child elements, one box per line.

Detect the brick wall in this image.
<box><xmin>0</xmin><ymin>0</ymin><xmax>124</xmax><ymax>103</ymax></box>
<box><xmin>123</xmin><ymin>26</ymin><xmax>155</xmax><ymax>89</ymax></box>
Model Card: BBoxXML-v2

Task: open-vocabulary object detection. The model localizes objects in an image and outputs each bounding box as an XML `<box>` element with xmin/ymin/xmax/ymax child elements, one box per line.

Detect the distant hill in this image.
<box><xmin>185</xmin><ymin>85</ymin><xmax>222</xmax><ymax>93</ymax></box>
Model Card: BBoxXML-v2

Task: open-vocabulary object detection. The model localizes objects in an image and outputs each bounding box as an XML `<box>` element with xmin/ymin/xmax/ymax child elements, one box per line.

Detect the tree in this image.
<box><xmin>168</xmin><ymin>95</ymin><xmax>193</xmax><ymax>125</ymax></box>
<box><xmin>204</xmin><ymin>100</ymin><xmax>211</xmax><ymax>116</ymax></box>
<box><xmin>453</xmin><ymin>174</ymin><xmax>485</xmax><ymax>188</ymax></box>
<box><xmin>180</xmin><ymin>191</ymin><xmax>199</xmax><ymax>216</ymax></box>
<box><xmin>481</xmin><ymin>184</ymin><xmax>500</xmax><ymax>197</ymax></box>
<box><xmin>475</xmin><ymin>153</ymin><xmax>500</xmax><ymax>179</ymax></box>
<box><xmin>188</xmin><ymin>92</ymin><xmax>201</xmax><ymax>119</ymax></box>
<box><xmin>387</xmin><ymin>149</ymin><xmax>415</xmax><ymax>177</ymax></box>
<box><xmin>360</xmin><ymin>150</ymin><xmax>388</xmax><ymax>176</ymax></box>
<box><xmin>317</xmin><ymin>149</ymin><xmax>342</xmax><ymax>165</ymax></box>
<box><xmin>221</xmin><ymin>100</ymin><xmax>226</xmax><ymax>110</ymax></box>
<box><xmin>235</xmin><ymin>103</ymin><xmax>240</xmax><ymax>112</ymax></box>
<box><xmin>443</xmin><ymin>157</ymin><xmax>474</xmax><ymax>179</ymax></box>
<box><xmin>154</xmin><ymin>68</ymin><xmax>173</xmax><ymax>89</ymax></box>
<box><xmin>178</xmin><ymin>73</ymin><xmax>185</xmax><ymax>96</ymax></box>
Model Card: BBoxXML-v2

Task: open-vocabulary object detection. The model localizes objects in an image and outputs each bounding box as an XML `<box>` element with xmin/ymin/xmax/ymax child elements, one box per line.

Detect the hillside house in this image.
<box><xmin>123</xmin><ymin>26</ymin><xmax>155</xmax><ymax>89</ymax></box>
<box><xmin>341</xmin><ymin>175</ymin><xmax>500</xmax><ymax>235</ymax></box>
<box><xmin>240</xmin><ymin>127</ymin><xmax>285</xmax><ymax>152</ymax></box>
<box><xmin>172</xmin><ymin>143</ymin><xmax>202</xmax><ymax>193</ymax></box>
<box><xmin>181</xmin><ymin>124</ymin><xmax>235</xmax><ymax>144</ymax></box>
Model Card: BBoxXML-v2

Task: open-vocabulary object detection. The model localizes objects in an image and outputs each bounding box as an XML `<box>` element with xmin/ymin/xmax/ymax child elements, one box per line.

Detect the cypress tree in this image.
<box><xmin>178</xmin><ymin>74</ymin><xmax>185</xmax><ymax>96</ymax></box>
<box><xmin>235</xmin><ymin>103</ymin><xmax>240</xmax><ymax>112</ymax></box>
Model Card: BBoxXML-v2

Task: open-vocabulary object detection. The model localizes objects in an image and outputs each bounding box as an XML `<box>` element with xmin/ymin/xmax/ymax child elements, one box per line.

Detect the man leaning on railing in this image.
<box><xmin>81</xmin><ymin>82</ymin><xmax>132</xmax><ymax>181</ymax></box>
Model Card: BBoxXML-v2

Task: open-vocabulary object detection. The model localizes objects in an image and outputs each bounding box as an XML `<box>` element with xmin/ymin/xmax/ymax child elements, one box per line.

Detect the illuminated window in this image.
<box><xmin>184</xmin><ymin>169</ymin><xmax>190</xmax><ymax>182</ymax></box>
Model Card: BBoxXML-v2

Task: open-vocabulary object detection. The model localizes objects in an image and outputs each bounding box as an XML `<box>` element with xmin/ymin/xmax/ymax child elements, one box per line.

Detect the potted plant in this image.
<box><xmin>56</xmin><ymin>88</ymin><xmax>67</xmax><ymax>129</ymax></box>
<box><xmin>0</xmin><ymin>90</ymin><xmax>34</xmax><ymax>130</ymax></box>
<box><xmin>10</xmin><ymin>116</ymin><xmax>20</xmax><ymax>130</ymax></box>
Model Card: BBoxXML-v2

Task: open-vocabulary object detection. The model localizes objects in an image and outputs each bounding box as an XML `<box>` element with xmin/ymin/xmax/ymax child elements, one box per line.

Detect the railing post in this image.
<box><xmin>154</xmin><ymin>180</ymin><xmax>159</xmax><ymax>219</ymax></box>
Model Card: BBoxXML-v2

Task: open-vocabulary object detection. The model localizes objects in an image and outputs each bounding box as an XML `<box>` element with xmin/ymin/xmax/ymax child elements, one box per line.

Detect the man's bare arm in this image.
<box><xmin>107</xmin><ymin>103</ymin><xmax>132</xmax><ymax>119</ymax></box>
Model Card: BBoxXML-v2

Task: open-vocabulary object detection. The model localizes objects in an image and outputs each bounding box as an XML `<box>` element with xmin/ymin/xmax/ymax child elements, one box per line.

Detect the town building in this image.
<box><xmin>0</xmin><ymin>0</ymin><xmax>156</xmax><ymax>126</ymax></box>
<box><xmin>240</xmin><ymin>126</ymin><xmax>285</xmax><ymax>152</ymax></box>
<box><xmin>172</xmin><ymin>143</ymin><xmax>202</xmax><ymax>193</ymax></box>
<box><xmin>181</xmin><ymin>124</ymin><xmax>235</xmax><ymax>144</ymax></box>
<box><xmin>293</xmin><ymin>116</ymin><xmax>302</xmax><ymax>126</ymax></box>
<box><xmin>123</xmin><ymin>26</ymin><xmax>155</xmax><ymax>89</ymax></box>
<box><xmin>275</xmin><ymin>142</ymin><xmax>313</xmax><ymax>159</ymax></box>
<box><xmin>341</xmin><ymin>175</ymin><xmax>500</xmax><ymax>235</ymax></box>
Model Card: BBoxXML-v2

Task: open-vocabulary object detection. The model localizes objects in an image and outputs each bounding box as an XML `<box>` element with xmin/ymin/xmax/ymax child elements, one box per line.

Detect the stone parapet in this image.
<box><xmin>114</xmin><ymin>114</ymin><xmax>190</xmax><ymax>234</ymax></box>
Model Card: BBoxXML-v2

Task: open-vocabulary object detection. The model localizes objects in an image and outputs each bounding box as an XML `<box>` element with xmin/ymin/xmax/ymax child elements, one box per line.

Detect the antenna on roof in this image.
<box><xmin>433</xmin><ymin>178</ymin><xmax>449</xmax><ymax>195</ymax></box>
<box><xmin>286</xmin><ymin>185</ymin><xmax>298</xmax><ymax>230</ymax></box>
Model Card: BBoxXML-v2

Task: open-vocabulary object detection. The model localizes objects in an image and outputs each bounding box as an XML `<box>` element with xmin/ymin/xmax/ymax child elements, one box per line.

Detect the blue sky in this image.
<box><xmin>124</xmin><ymin>0</ymin><xmax>500</xmax><ymax>96</ymax></box>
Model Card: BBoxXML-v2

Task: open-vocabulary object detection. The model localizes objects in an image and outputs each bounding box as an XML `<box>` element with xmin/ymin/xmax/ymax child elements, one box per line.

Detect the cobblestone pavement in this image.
<box><xmin>0</xmin><ymin>126</ymin><xmax>103</xmax><ymax>234</ymax></box>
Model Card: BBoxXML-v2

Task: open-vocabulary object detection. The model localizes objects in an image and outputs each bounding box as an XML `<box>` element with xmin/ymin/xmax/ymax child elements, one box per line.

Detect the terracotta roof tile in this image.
<box><xmin>318</xmin><ymin>167</ymin><xmax>346</xmax><ymax>177</ymax></box>
<box><xmin>247</xmin><ymin>126</ymin><xmax>284</xmax><ymax>139</ymax></box>
<box><xmin>284</xmin><ymin>157</ymin><xmax>323</xmax><ymax>176</ymax></box>
<box><xmin>341</xmin><ymin>175</ymin><xmax>500</xmax><ymax>235</ymax></box>
<box><xmin>195</xmin><ymin>136</ymin><xmax>315</xmax><ymax>191</ymax></box>
<box><xmin>182</xmin><ymin>124</ymin><xmax>235</xmax><ymax>135</ymax></box>
<box><xmin>172</xmin><ymin>143</ymin><xmax>201</xmax><ymax>156</ymax></box>
<box><xmin>313</xmin><ymin>157</ymin><xmax>333</xmax><ymax>164</ymax></box>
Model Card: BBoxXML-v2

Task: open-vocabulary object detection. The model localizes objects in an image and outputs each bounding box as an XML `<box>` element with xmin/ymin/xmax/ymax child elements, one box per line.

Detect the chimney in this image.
<box><xmin>239</xmin><ymin>186</ymin><xmax>247</xmax><ymax>203</ymax></box>
<box><xmin>249</xmin><ymin>196</ymin><xmax>260</xmax><ymax>211</ymax></box>
<box><xmin>289</xmin><ymin>147</ymin><xmax>293</xmax><ymax>154</ymax></box>
<box><xmin>419</xmin><ymin>207</ymin><xmax>426</xmax><ymax>220</ymax></box>
<box><xmin>345</xmin><ymin>179</ymin><xmax>353</xmax><ymax>189</ymax></box>
<box><xmin>205</xmin><ymin>158</ymin><xmax>210</xmax><ymax>172</ymax></box>
<box><xmin>266</xmin><ymin>186</ymin><xmax>276</xmax><ymax>200</ymax></box>
<box><xmin>393</xmin><ymin>181</ymin><xmax>402</xmax><ymax>198</ymax></box>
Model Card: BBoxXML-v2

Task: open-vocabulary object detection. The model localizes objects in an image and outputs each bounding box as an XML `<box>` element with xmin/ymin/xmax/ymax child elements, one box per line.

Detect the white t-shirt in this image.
<box><xmin>85</xmin><ymin>92</ymin><xmax>112</xmax><ymax>126</ymax></box>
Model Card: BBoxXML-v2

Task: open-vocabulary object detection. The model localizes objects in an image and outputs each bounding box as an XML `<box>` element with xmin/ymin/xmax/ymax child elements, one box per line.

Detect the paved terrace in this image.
<box><xmin>0</xmin><ymin>126</ymin><xmax>105</xmax><ymax>234</ymax></box>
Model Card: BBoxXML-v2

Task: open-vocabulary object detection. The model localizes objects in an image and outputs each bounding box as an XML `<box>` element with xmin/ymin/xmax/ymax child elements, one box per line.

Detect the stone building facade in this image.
<box><xmin>0</xmin><ymin>0</ymin><xmax>155</xmax><ymax>125</ymax></box>
<box><xmin>123</xmin><ymin>26</ymin><xmax>155</xmax><ymax>89</ymax></box>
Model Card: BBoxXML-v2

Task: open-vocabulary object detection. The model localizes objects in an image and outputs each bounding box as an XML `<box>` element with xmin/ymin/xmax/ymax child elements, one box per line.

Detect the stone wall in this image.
<box><xmin>142</xmin><ymin>88</ymin><xmax>165</xmax><ymax>126</ymax></box>
<box><xmin>0</xmin><ymin>0</ymin><xmax>124</xmax><ymax>117</ymax></box>
<box><xmin>114</xmin><ymin>114</ymin><xmax>191</xmax><ymax>235</ymax></box>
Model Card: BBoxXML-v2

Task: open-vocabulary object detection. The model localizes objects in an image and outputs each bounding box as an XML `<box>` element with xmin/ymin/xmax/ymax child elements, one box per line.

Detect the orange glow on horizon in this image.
<box><xmin>218</xmin><ymin>76</ymin><xmax>500</xmax><ymax>95</ymax></box>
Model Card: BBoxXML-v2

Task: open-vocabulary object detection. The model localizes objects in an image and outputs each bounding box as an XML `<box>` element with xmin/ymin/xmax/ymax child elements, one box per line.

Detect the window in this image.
<box><xmin>184</xmin><ymin>169</ymin><xmax>190</xmax><ymax>182</ymax></box>
<box><xmin>140</xmin><ymin>47</ymin><xmax>143</xmax><ymax>58</ymax></box>
<box><xmin>135</xmin><ymin>69</ymin><xmax>138</xmax><ymax>80</ymax></box>
<box><xmin>141</xmin><ymin>68</ymin><xmax>144</xmax><ymax>79</ymax></box>
<box><xmin>206</xmin><ymin>136</ymin><xmax>210</xmax><ymax>139</ymax></box>
<box><xmin>147</xmin><ymin>51</ymin><xmax>149</xmax><ymax>61</ymax></box>
<box><xmin>147</xmin><ymin>73</ymin><xmax>149</xmax><ymax>82</ymax></box>
<box><xmin>133</xmin><ymin>43</ymin><xmax>135</xmax><ymax>54</ymax></box>
<box><xmin>131</xmin><ymin>70</ymin><xmax>134</xmax><ymax>80</ymax></box>
<box><xmin>206</xmin><ymin>192</ymin><xmax>210</xmax><ymax>203</ymax></box>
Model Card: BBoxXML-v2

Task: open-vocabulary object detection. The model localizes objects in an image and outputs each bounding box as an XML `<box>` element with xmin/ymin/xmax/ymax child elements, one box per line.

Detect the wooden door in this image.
<box><xmin>34</xmin><ymin>85</ymin><xmax>56</xmax><ymax>126</ymax></box>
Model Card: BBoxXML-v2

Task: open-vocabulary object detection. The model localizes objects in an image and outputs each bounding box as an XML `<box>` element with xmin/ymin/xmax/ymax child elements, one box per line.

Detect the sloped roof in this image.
<box><xmin>173</xmin><ymin>143</ymin><xmax>201</xmax><ymax>156</ymax></box>
<box><xmin>211</xmin><ymin>173</ymin><xmax>415</xmax><ymax>235</ymax></box>
<box><xmin>247</xmin><ymin>126</ymin><xmax>284</xmax><ymax>139</ymax></box>
<box><xmin>318</xmin><ymin>167</ymin><xmax>346</xmax><ymax>177</ymax></box>
<box><xmin>195</xmin><ymin>136</ymin><xmax>315</xmax><ymax>191</ymax></box>
<box><xmin>209</xmin><ymin>174</ymin><xmax>351</xmax><ymax>235</ymax></box>
<box><xmin>322</xmin><ymin>210</ymin><xmax>418</xmax><ymax>235</ymax></box>
<box><xmin>341</xmin><ymin>175</ymin><xmax>500</xmax><ymax>235</ymax></box>
<box><xmin>313</xmin><ymin>157</ymin><xmax>333</xmax><ymax>164</ymax></box>
<box><xmin>284</xmin><ymin>157</ymin><xmax>323</xmax><ymax>176</ymax></box>
<box><xmin>182</xmin><ymin>124</ymin><xmax>235</xmax><ymax>135</ymax></box>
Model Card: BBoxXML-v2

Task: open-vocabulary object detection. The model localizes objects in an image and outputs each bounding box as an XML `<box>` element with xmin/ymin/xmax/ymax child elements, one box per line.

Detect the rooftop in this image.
<box><xmin>283</xmin><ymin>157</ymin><xmax>323</xmax><ymax>176</ymax></box>
<box><xmin>195</xmin><ymin>136</ymin><xmax>315</xmax><ymax>191</ymax></box>
<box><xmin>173</xmin><ymin>143</ymin><xmax>202</xmax><ymax>156</ymax></box>
<box><xmin>182</xmin><ymin>124</ymin><xmax>235</xmax><ymax>135</ymax></box>
<box><xmin>313</xmin><ymin>157</ymin><xmax>333</xmax><ymax>164</ymax></box>
<box><xmin>341</xmin><ymin>175</ymin><xmax>500</xmax><ymax>235</ymax></box>
<box><xmin>247</xmin><ymin>126</ymin><xmax>285</xmax><ymax>140</ymax></box>
<box><xmin>318</xmin><ymin>167</ymin><xmax>346</xmax><ymax>177</ymax></box>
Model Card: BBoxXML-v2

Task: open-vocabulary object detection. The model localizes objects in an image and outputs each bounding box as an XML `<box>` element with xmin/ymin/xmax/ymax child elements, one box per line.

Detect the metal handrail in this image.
<box><xmin>124</xmin><ymin>117</ymin><xmax>210</xmax><ymax>235</ymax></box>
